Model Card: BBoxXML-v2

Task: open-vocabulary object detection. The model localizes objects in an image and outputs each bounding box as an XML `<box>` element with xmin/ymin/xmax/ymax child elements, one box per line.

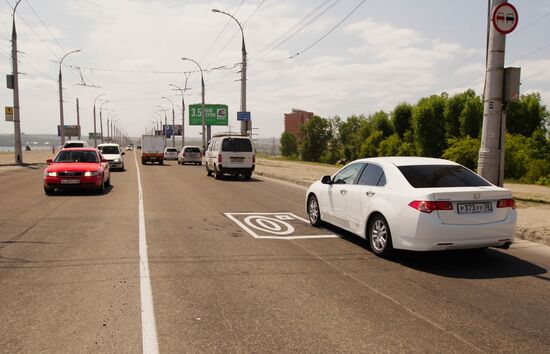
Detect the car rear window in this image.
<box><xmin>98</xmin><ymin>146</ymin><xmax>120</xmax><ymax>154</ymax></box>
<box><xmin>166</xmin><ymin>148</ymin><xmax>177</xmax><ymax>152</ymax></box>
<box><xmin>185</xmin><ymin>147</ymin><xmax>200</xmax><ymax>153</ymax></box>
<box><xmin>398</xmin><ymin>165</ymin><xmax>491</xmax><ymax>188</ymax></box>
<box><xmin>221</xmin><ymin>138</ymin><xmax>252</xmax><ymax>152</ymax></box>
<box><xmin>64</xmin><ymin>143</ymin><xmax>84</xmax><ymax>148</ymax></box>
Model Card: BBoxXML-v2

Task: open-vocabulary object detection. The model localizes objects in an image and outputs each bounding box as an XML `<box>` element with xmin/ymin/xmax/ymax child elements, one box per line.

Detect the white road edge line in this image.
<box><xmin>135</xmin><ymin>152</ymin><xmax>160</xmax><ymax>354</ymax></box>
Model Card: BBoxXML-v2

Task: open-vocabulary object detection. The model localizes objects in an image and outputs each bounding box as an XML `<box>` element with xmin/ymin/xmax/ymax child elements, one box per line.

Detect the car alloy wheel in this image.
<box><xmin>308</xmin><ymin>195</ymin><xmax>321</xmax><ymax>227</ymax></box>
<box><xmin>369</xmin><ymin>215</ymin><xmax>393</xmax><ymax>257</ymax></box>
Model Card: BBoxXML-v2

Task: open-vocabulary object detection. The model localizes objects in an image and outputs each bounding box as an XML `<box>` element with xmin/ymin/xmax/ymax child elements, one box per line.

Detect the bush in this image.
<box><xmin>442</xmin><ymin>136</ymin><xmax>480</xmax><ymax>170</ymax></box>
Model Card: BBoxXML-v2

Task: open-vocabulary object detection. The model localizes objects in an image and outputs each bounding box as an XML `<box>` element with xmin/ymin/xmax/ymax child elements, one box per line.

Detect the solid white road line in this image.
<box><xmin>135</xmin><ymin>153</ymin><xmax>160</xmax><ymax>354</ymax></box>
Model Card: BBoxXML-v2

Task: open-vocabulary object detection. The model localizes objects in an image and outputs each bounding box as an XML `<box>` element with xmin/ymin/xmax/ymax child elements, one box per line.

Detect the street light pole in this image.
<box><xmin>58</xmin><ymin>49</ymin><xmax>81</xmax><ymax>146</ymax></box>
<box><xmin>11</xmin><ymin>0</ymin><xmax>23</xmax><ymax>164</ymax></box>
<box><xmin>162</xmin><ymin>96</ymin><xmax>176</xmax><ymax>147</ymax></box>
<box><xmin>212</xmin><ymin>9</ymin><xmax>248</xmax><ymax>137</ymax></box>
<box><xmin>170</xmin><ymin>81</ymin><xmax>190</xmax><ymax>149</ymax></box>
<box><xmin>182</xmin><ymin>57</ymin><xmax>206</xmax><ymax>149</ymax></box>
<box><xmin>99</xmin><ymin>101</ymin><xmax>109</xmax><ymax>144</ymax></box>
<box><xmin>93</xmin><ymin>94</ymin><xmax>106</xmax><ymax>147</ymax></box>
<box><xmin>157</xmin><ymin>105</ymin><xmax>168</xmax><ymax>147</ymax></box>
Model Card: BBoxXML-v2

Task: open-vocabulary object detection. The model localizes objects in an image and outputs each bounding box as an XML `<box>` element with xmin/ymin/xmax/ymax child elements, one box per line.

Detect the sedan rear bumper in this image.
<box><xmin>396</xmin><ymin>210</ymin><xmax>517</xmax><ymax>251</ymax></box>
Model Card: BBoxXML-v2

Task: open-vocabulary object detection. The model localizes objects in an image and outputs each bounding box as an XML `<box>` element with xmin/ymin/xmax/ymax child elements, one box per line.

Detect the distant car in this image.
<box><xmin>306</xmin><ymin>157</ymin><xmax>517</xmax><ymax>257</ymax></box>
<box><xmin>63</xmin><ymin>140</ymin><xmax>88</xmax><ymax>149</ymax></box>
<box><xmin>137</xmin><ymin>145</ymin><xmax>141</xmax><ymax>150</ymax></box>
<box><xmin>97</xmin><ymin>143</ymin><xmax>125</xmax><ymax>171</ymax></box>
<box><xmin>204</xmin><ymin>134</ymin><xmax>255</xmax><ymax>180</ymax></box>
<box><xmin>126</xmin><ymin>144</ymin><xmax>134</xmax><ymax>151</ymax></box>
<box><xmin>164</xmin><ymin>147</ymin><xmax>178</xmax><ymax>160</ymax></box>
<box><xmin>178</xmin><ymin>146</ymin><xmax>202</xmax><ymax>165</ymax></box>
<box><xmin>43</xmin><ymin>148</ymin><xmax>110</xmax><ymax>195</ymax></box>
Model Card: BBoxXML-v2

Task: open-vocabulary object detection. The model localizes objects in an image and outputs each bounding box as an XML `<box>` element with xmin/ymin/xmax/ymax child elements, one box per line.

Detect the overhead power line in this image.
<box><xmin>259</xmin><ymin>0</ymin><xmax>366</xmax><ymax>62</ymax></box>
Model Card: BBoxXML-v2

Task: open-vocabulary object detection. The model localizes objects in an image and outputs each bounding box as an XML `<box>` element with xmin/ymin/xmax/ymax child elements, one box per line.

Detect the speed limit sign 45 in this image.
<box><xmin>493</xmin><ymin>2</ymin><xmax>518</xmax><ymax>35</ymax></box>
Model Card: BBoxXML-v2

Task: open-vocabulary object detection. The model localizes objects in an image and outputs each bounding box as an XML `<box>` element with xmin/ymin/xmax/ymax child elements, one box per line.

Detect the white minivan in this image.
<box><xmin>204</xmin><ymin>134</ymin><xmax>255</xmax><ymax>180</ymax></box>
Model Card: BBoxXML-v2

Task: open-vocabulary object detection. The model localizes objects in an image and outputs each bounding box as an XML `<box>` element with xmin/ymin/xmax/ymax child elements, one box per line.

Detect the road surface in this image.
<box><xmin>1</xmin><ymin>151</ymin><xmax>549</xmax><ymax>353</ymax></box>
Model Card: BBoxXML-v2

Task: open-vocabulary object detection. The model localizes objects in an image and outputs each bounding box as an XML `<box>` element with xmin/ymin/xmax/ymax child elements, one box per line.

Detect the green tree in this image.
<box><xmin>359</xmin><ymin>131</ymin><xmax>384</xmax><ymax>157</ymax></box>
<box><xmin>339</xmin><ymin>115</ymin><xmax>368</xmax><ymax>161</ymax></box>
<box><xmin>300</xmin><ymin>115</ymin><xmax>331</xmax><ymax>162</ymax></box>
<box><xmin>444</xmin><ymin>89</ymin><xmax>476</xmax><ymax>138</ymax></box>
<box><xmin>320</xmin><ymin>116</ymin><xmax>342</xmax><ymax>164</ymax></box>
<box><xmin>280</xmin><ymin>131</ymin><xmax>298</xmax><ymax>157</ymax></box>
<box><xmin>507</xmin><ymin>93</ymin><xmax>548</xmax><ymax>136</ymax></box>
<box><xmin>391</xmin><ymin>102</ymin><xmax>412</xmax><ymax>138</ymax></box>
<box><xmin>459</xmin><ymin>96</ymin><xmax>483</xmax><ymax>138</ymax></box>
<box><xmin>442</xmin><ymin>136</ymin><xmax>481</xmax><ymax>170</ymax></box>
<box><xmin>370</xmin><ymin>110</ymin><xmax>394</xmax><ymax>137</ymax></box>
<box><xmin>412</xmin><ymin>95</ymin><xmax>447</xmax><ymax>157</ymax></box>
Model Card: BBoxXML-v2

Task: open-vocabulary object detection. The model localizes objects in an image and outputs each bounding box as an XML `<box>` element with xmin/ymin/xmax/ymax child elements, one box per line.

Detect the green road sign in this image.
<box><xmin>189</xmin><ymin>104</ymin><xmax>228</xmax><ymax>126</ymax></box>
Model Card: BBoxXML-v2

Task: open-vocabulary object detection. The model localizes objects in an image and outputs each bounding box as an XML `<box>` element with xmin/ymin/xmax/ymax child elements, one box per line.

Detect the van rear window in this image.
<box><xmin>221</xmin><ymin>138</ymin><xmax>252</xmax><ymax>152</ymax></box>
<box><xmin>185</xmin><ymin>147</ymin><xmax>201</xmax><ymax>153</ymax></box>
<box><xmin>398</xmin><ymin>165</ymin><xmax>491</xmax><ymax>188</ymax></box>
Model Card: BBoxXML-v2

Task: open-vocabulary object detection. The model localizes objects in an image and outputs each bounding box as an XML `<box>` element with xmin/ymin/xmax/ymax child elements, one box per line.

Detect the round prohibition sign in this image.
<box><xmin>243</xmin><ymin>215</ymin><xmax>295</xmax><ymax>236</ymax></box>
<box><xmin>492</xmin><ymin>2</ymin><xmax>518</xmax><ymax>35</ymax></box>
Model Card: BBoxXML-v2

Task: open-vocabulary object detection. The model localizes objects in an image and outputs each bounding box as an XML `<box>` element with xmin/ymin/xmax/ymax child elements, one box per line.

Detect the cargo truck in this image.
<box><xmin>141</xmin><ymin>135</ymin><xmax>165</xmax><ymax>164</ymax></box>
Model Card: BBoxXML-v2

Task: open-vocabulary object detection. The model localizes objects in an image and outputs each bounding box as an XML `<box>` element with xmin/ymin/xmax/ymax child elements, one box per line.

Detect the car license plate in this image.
<box><xmin>230</xmin><ymin>157</ymin><xmax>244</xmax><ymax>163</ymax></box>
<box><xmin>457</xmin><ymin>202</ymin><xmax>492</xmax><ymax>214</ymax></box>
<box><xmin>60</xmin><ymin>179</ymin><xmax>80</xmax><ymax>185</ymax></box>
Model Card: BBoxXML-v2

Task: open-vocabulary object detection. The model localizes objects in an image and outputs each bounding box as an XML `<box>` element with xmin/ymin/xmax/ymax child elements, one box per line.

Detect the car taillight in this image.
<box><xmin>408</xmin><ymin>200</ymin><xmax>453</xmax><ymax>213</ymax></box>
<box><xmin>497</xmin><ymin>198</ymin><xmax>516</xmax><ymax>209</ymax></box>
<box><xmin>218</xmin><ymin>154</ymin><xmax>222</xmax><ymax>163</ymax></box>
<box><xmin>252</xmin><ymin>155</ymin><xmax>255</xmax><ymax>163</ymax></box>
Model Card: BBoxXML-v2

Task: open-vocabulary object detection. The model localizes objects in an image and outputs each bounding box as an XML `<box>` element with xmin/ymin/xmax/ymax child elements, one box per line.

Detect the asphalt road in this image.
<box><xmin>1</xmin><ymin>150</ymin><xmax>550</xmax><ymax>353</ymax></box>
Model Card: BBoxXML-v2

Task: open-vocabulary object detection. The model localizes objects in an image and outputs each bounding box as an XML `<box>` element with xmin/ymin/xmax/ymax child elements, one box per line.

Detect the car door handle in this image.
<box><xmin>340</xmin><ymin>189</ymin><xmax>347</xmax><ymax>195</ymax></box>
<box><xmin>366</xmin><ymin>191</ymin><xmax>375</xmax><ymax>197</ymax></box>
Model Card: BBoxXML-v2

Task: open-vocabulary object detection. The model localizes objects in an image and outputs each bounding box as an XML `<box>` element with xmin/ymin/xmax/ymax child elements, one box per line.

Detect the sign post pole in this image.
<box><xmin>478</xmin><ymin>1</ymin><xmax>518</xmax><ymax>186</ymax></box>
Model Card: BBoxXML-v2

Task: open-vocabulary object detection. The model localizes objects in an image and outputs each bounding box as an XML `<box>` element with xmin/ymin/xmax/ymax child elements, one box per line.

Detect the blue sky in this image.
<box><xmin>1</xmin><ymin>0</ymin><xmax>549</xmax><ymax>138</ymax></box>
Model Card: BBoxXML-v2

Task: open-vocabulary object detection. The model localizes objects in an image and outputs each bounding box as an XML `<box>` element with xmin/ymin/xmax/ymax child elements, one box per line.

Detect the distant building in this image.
<box><xmin>284</xmin><ymin>109</ymin><xmax>313</xmax><ymax>140</ymax></box>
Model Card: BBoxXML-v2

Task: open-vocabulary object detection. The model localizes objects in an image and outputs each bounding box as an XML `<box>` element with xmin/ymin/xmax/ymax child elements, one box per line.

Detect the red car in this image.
<box><xmin>43</xmin><ymin>148</ymin><xmax>111</xmax><ymax>195</ymax></box>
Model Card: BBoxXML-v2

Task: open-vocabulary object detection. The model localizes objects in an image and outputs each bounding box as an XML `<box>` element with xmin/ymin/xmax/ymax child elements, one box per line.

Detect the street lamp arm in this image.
<box><xmin>13</xmin><ymin>0</ymin><xmax>23</xmax><ymax>18</ymax></box>
<box><xmin>212</xmin><ymin>9</ymin><xmax>246</xmax><ymax>51</ymax></box>
<box><xmin>94</xmin><ymin>93</ymin><xmax>106</xmax><ymax>106</ymax></box>
<box><xmin>60</xmin><ymin>49</ymin><xmax>81</xmax><ymax>66</ymax></box>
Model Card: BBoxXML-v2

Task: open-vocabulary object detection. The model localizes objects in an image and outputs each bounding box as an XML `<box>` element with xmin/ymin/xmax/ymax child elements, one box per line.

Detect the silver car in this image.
<box><xmin>178</xmin><ymin>146</ymin><xmax>202</xmax><ymax>165</ymax></box>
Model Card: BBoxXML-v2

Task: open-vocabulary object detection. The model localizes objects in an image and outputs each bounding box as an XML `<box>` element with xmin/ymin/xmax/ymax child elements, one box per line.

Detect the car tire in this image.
<box><xmin>368</xmin><ymin>214</ymin><xmax>393</xmax><ymax>257</ymax></box>
<box><xmin>307</xmin><ymin>195</ymin><xmax>322</xmax><ymax>227</ymax></box>
<box><xmin>97</xmin><ymin>177</ymin><xmax>106</xmax><ymax>195</ymax></box>
<box><xmin>214</xmin><ymin>166</ymin><xmax>222</xmax><ymax>180</ymax></box>
<box><xmin>105</xmin><ymin>177</ymin><xmax>111</xmax><ymax>187</ymax></box>
<box><xmin>244</xmin><ymin>173</ymin><xmax>251</xmax><ymax>181</ymax></box>
<box><xmin>159</xmin><ymin>160</ymin><xmax>163</xmax><ymax>165</ymax></box>
<box><xmin>206</xmin><ymin>164</ymin><xmax>212</xmax><ymax>176</ymax></box>
<box><xmin>44</xmin><ymin>186</ymin><xmax>54</xmax><ymax>195</ymax></box>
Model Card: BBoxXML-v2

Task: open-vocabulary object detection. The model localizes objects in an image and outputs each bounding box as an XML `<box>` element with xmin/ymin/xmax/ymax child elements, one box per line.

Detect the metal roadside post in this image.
<box><xmin>478</xmin><ymin>1</ymin><xmax>519</xmax><ymax>186</ymax></box>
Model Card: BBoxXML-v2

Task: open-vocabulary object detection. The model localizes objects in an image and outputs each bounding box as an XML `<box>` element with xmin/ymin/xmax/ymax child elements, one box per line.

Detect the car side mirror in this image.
<box><xmin>46</xmin><ymin>159</ymin><xmax>52</xmax><ymax>165</ymax></box>
<box><xmin>101</xmin><ymin>158</ymin><xmax>108</xmax><ymax>163</ymax></box>
<box><xmin>121</xmin><ymin>152</ymin><xmax>125</xmax><ymax>156</ymax></box>
<box><xmin>321</xmin><ymin>175</ymin><xmax>332</xmax><ymax>185</ymax></box>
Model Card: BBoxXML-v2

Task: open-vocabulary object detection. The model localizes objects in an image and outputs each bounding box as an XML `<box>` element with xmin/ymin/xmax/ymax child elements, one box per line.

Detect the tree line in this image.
<box><xmin>280</xmin><ymin>90</ymin><xmax>550</xmax><ymax>185</ymax></box>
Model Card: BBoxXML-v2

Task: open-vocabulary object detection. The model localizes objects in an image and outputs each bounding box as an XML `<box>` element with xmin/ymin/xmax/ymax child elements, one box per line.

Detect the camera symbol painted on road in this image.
<box><xmin>225</xmin><ymin>212</ymin><xmax>338</xmax><ymax>239</ymax></box>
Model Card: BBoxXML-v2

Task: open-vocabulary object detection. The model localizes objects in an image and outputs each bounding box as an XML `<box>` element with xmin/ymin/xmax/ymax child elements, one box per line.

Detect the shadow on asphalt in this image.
<box><xmin>47</xmin><ymin>185</ymin><xmax>114</xmax><ymax>197</ymax></box>
<box><xmin>215</xmin><ymin>175</ymin><xmax>264</xmax><ymax>183</ymax></box>
<box><xmin>320</xmin><ymin>222</ymin><xmax>547</xmax><ymax>280</ymax></box>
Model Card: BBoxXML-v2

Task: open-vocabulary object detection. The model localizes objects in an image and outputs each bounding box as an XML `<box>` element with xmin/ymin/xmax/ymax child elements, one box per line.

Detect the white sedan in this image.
<box><xmin>305</xmin><ymin>157</ymin><xmax>517</xmax><ymax>257</ymax></box>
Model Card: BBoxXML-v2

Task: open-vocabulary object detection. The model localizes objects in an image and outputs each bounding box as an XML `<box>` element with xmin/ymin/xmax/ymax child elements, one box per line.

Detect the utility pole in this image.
<box><xmin>99</xmin><ymin>101</ymin><xmax>108</xmax><ymax>144</ymax></box>
<box><xmin>76</xmin><ymin>98</ymin><xmax>81</xmax><ymax>140</ymax></box>
<box><xmin>162</xmin><ymin>96</ymin><xmax>176</xmax><ymax>147</ymax></box>
<box><xmin>170</xmin><ymin>78</ymin><xmax>190</xmax><ymax>149</ymax></box>
<box><xmin>478</xmin><ymin>0</ymin><xmax>517</xmax><ymax>186</ymax></box>
<box><xmin>11</xmin><ymin>0</ymin><xmax>23</xmax><ymax>164</ymax></box>
<box><xmin>182</xmin><ymin>58</ymin><xmax>206</xmax><ymax>150</ymax></box>
<box><xmin>58</xmin><ymin>49</ymin><xmax>80</xmax><ymax>146</ymax></box>
<box><xmin>212</xmin><ymin>9</ymin><xmax>248</xmax><ymax>137</ymax></box>
<box><xmin>93</xmin><ymin>94</ymin><xmax>105</xmax><ymax>147</ymax></box>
